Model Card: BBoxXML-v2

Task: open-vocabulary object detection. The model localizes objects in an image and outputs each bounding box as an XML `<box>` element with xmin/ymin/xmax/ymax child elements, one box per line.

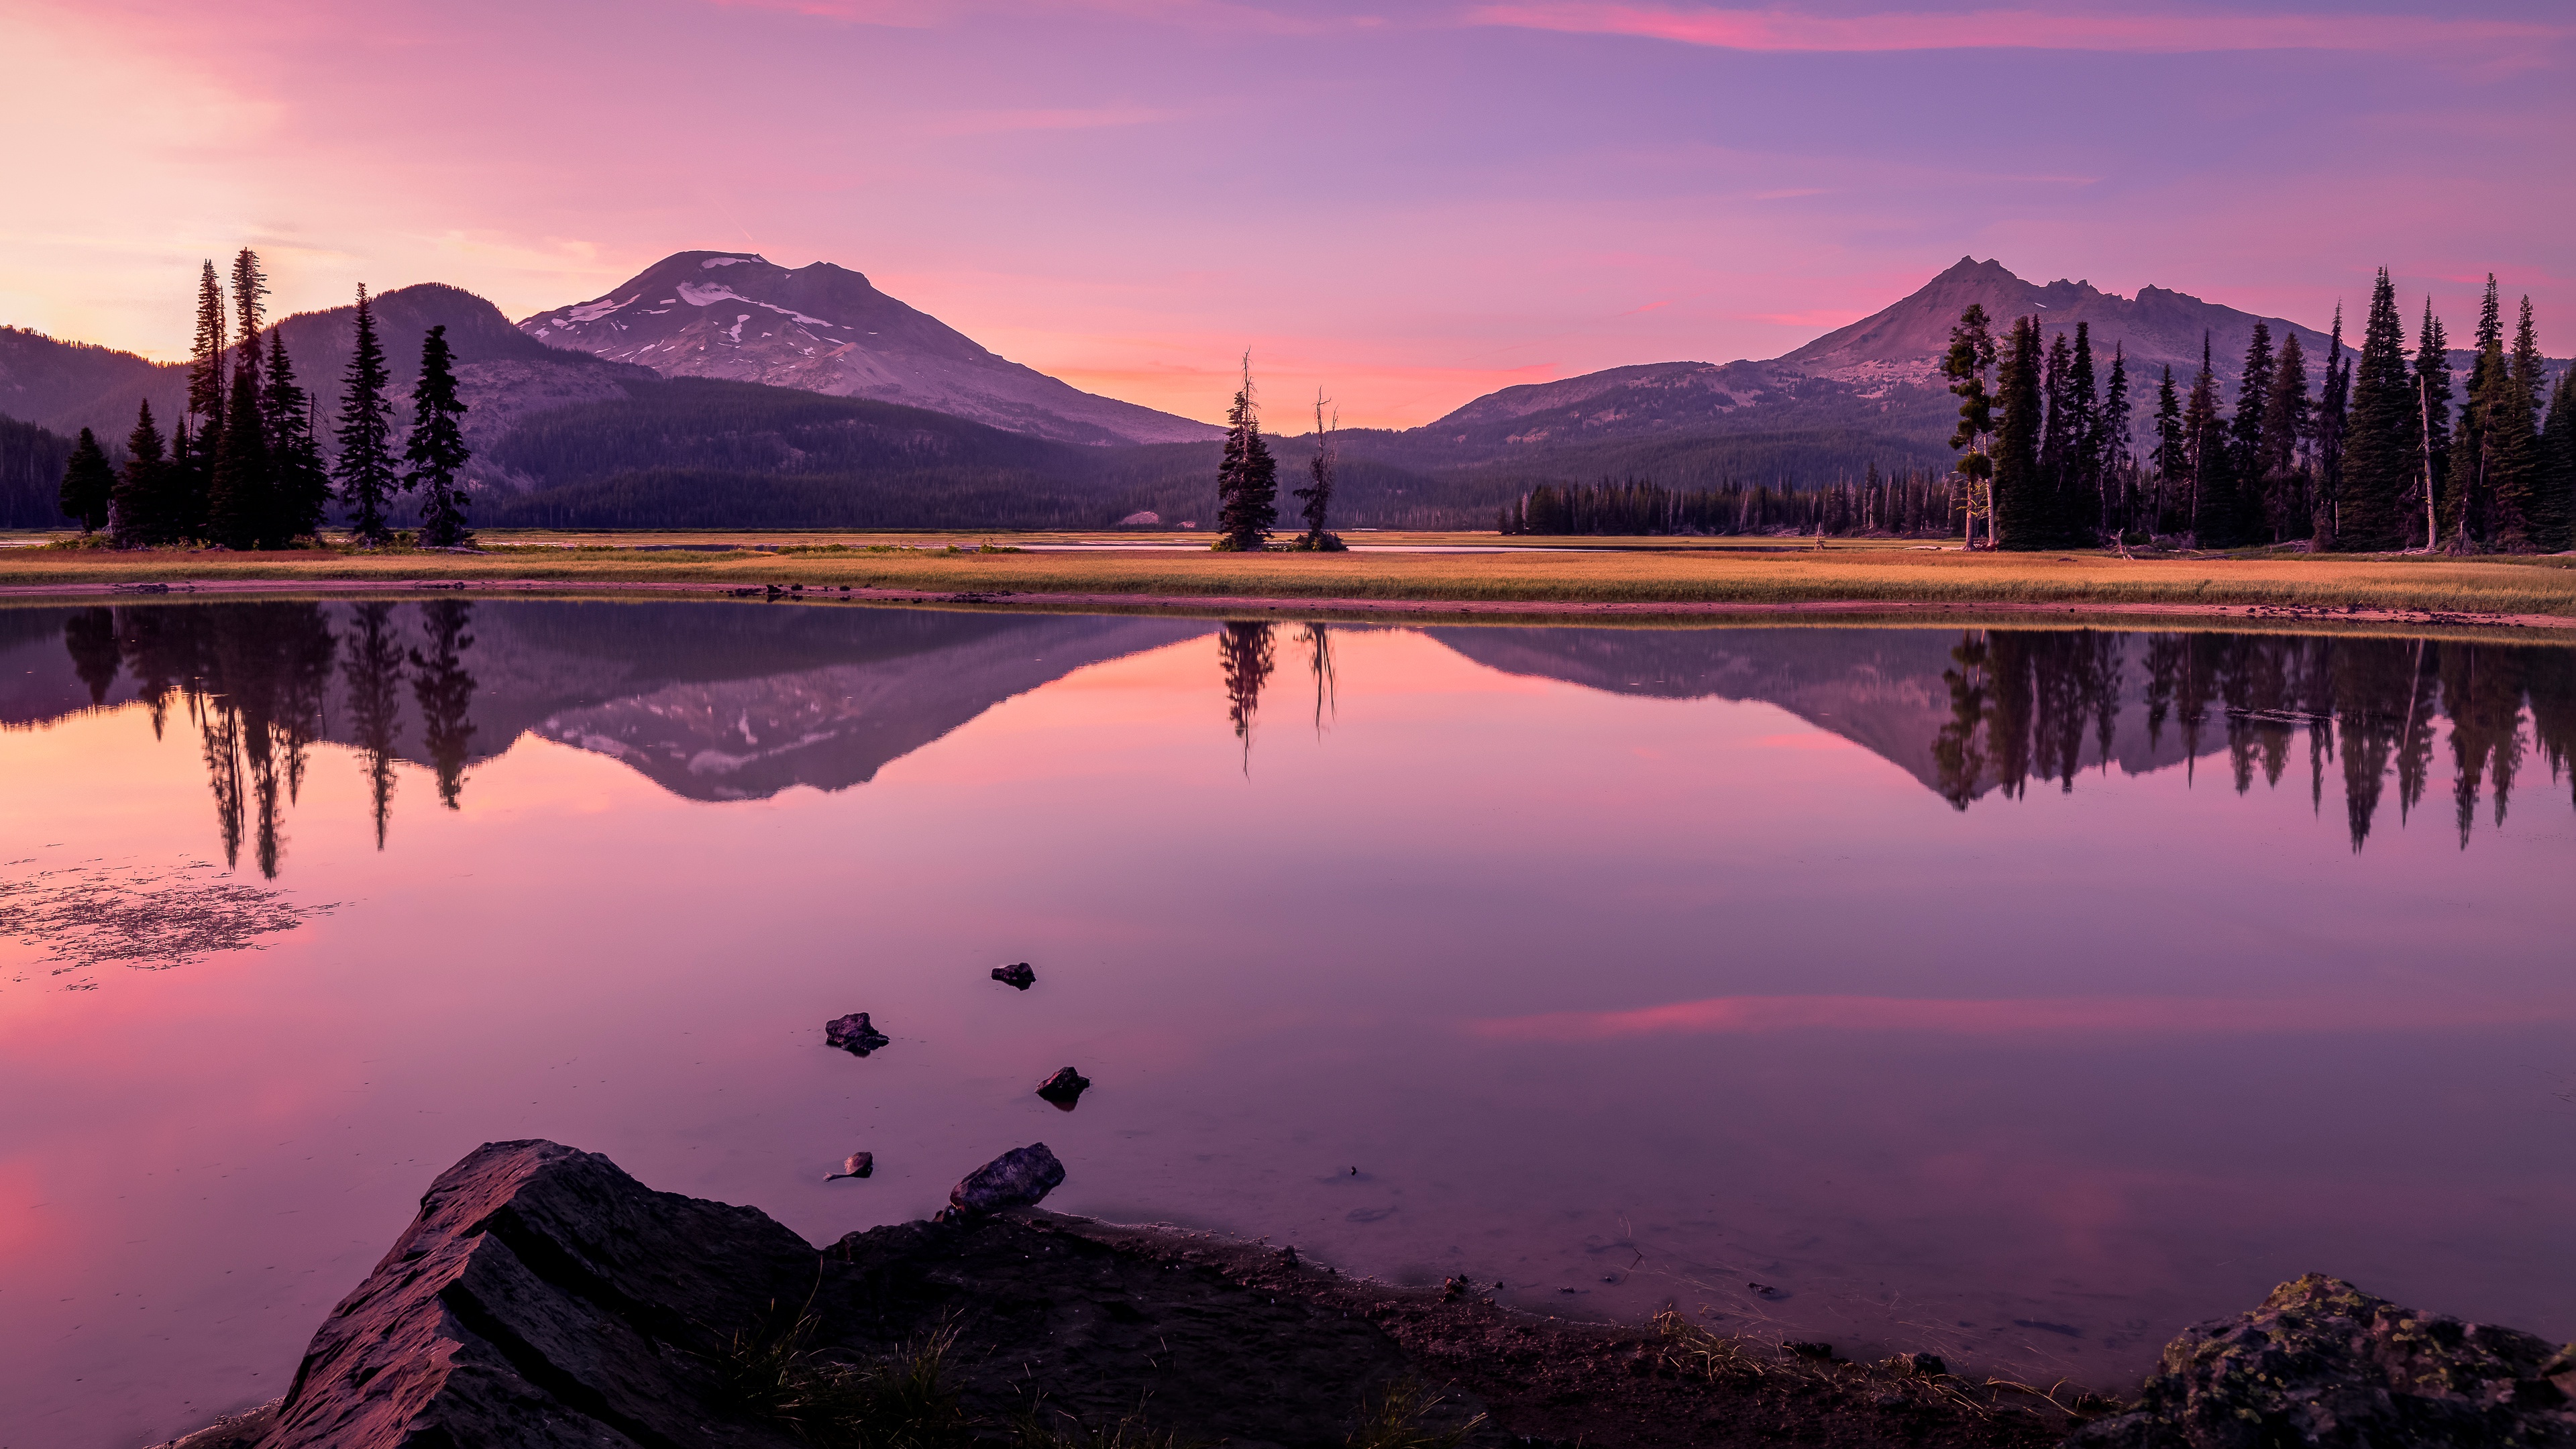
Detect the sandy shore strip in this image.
<box><xmin>6</xmin><ymin>574</ymin><xmax>2575</xmax><ymax>633</ymax></box>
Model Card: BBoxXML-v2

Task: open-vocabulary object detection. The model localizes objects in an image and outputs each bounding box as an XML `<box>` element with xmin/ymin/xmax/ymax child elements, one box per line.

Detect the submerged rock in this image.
<box><xmin>949</xmin><ymin>1142</ymin><xmax>1065</xmax><ymax>1214</ymax></box>
<box><xmin>992</xmin><ymin>961</ymin><xmax>1036</xmax><ymax>990</ymax></box>
<box><xmin>826</xmin><ymin>1150</ymin><xmax>873</xmax><ymax>1181</ymax></box>
<box><xmin>2069</xmin><ymin>1273</ymin><xmax>2576</xmax><ymax>1448</ymax></box>
<box><xmin>824</xmin><ymin>1011</ymin><xmax>890</xmax><ymax>1055</ymax></box>
<box><xmin>1035</xmin><ymin>1066</ymin><xmax>1091</xmax><ymax>1110</ymax></box>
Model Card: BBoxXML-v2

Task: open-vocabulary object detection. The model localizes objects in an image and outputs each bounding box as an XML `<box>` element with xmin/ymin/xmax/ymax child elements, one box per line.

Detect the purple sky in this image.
<box><xmin>5</xmin><ymin>0</ymin><xmax>2568</xmax><ymax>427</ymax></box>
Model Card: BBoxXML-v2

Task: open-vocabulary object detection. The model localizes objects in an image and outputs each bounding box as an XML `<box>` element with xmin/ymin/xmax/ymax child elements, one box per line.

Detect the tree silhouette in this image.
<box><xmin>1218</xmin><ymin>621</ymin><xmax>1275</xmax><ymax>771</ymax></box>
<box><xmin>409</xmin><ymin>600</ymin><xmax>478</xmax><ymax>806</ymax></box>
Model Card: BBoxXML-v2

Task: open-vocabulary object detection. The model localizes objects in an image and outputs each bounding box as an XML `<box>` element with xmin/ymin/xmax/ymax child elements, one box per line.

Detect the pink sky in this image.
<box><xmin>3</xmin><ymin>0</ymin><xmax>2567</xmax><ymax>428</ymax></box>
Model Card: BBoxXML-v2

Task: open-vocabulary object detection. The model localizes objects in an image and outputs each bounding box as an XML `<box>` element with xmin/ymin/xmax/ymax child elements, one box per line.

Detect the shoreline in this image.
<box><xmin>7</xmin><ymin>575</ymin><xmax>2576</xmax><ymax>637</ymax></box>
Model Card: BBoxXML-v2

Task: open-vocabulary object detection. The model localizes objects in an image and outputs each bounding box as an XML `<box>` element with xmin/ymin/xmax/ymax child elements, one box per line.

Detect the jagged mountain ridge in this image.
<box><xmin>519</xmin><ymin>252</ymin><xmax>1221</xmax><ymax>447</ymax></box>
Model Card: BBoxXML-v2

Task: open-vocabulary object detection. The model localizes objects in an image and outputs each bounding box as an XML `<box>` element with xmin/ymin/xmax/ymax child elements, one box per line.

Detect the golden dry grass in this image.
<box><xmin>5</xmin><ymin>531</ymin><xmax>2574</xmax><ymax>617</ymax></box>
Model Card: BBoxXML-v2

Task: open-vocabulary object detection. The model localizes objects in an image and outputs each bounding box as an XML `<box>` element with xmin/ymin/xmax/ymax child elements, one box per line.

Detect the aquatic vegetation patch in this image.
<box><xmin>0</xmin><ymin>855</ymin><xmax>327</xmax><ymax>988</ymax></box>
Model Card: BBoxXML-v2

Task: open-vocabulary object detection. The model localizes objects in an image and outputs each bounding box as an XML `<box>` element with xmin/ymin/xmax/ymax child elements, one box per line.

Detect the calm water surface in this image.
<box><xmin>3</xmin><ymin>600</ymin><xmax>2572</xmax><ymax>1448</ymax></box>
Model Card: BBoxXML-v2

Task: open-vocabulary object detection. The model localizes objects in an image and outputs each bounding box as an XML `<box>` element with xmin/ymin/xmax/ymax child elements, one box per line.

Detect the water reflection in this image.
<box><xmin>1435</xmin><ymin>625</ymin><xmax>2576</xmax><ymax>852</ymax></box>
<box><xmin>408</xmin><ymin>600</ymin><xmax>478</xmax><ymax>810</ymax></box>
<box><xmin>9</xmin><ymin>605</ymin><xmax>2576</xmax><ymax>871</ymax></box>
<box><xmin>343</xmin><ymin>603</ymin><xmax>407</xmax><ymax>849</ymax></box>
<box><xmin>1218</xmin><ymin>621</ymin><xmax>1275</xmax><ymax>769</ymax></box>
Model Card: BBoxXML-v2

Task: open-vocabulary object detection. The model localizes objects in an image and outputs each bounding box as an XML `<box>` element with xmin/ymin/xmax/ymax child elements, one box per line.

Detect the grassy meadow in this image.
<box><xmin>3</xmin><ymin>530</ymin><xmax>2575</xmax><ymax>621</ymax></box>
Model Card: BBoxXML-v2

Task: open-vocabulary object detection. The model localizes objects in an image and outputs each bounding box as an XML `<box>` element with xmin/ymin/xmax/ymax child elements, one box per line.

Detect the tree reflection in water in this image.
<box><xmin>408</xmin><ymin>600</ymin><xmax>478</xmax><ymax>809</ymax></box>
<box><xmin>343</xmin><ymin>603</ymin><xmax>407</xmax><ymax>847</ymax></box>
<box><xmin>1933</xmin><ymin>629</ymin><xmax>2576</xmax><ymax>851</ymax></box>
<box><xmin>1298</xmin><ymin>623</ymin><xmax>1337</xmax><ymax>736</ymax></box>
<box><xmin>1218</xmin><ymin>621</ymin><xmax>1275</xmax><ymax>772</ymax></box>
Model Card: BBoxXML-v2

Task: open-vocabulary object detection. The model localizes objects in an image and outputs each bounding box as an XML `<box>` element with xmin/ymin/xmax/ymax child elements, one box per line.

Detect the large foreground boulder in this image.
<box><xmin>259</xmin><ymin>1140</ymin><xmax>1417</xmax><ymax>1449</ymax></box>
<box><xmin>2068</xmin><ymin>1273</ymin><xmax>2576</xmax><ymax>1448</ymax></box>
<box><xmin>264</xmin><ymin>1140</ymin><xmax>818</xmax><ymax>1448</ymax></box>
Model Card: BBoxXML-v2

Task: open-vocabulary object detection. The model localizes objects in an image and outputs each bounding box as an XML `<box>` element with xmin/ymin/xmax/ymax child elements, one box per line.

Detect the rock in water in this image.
<box><xmin>949</xmin><ymin>1143</ymin><xmax>1065</xmax><ymax>1214</ymax></box>
<box><xmin>826</xmin><ymin>1151</ymin><xmax>873</xmax><ymax>1181</ymax></box>
<box><xmin>1035</xmin><ymin>1067</ymin><xmax>1091</xmax><ymax>1110</ymax></box>
<box><xmin>991</xmin><ymin>962</ymin><xmax>1036</xmax><ymax>990</ymax></box>
<box><xmin>2070</xmin><ymin>1273</ymin><xmax>2576</xmax><ymax>1448</ymax></box>
<box><xmin>824</xmin><ymin>1012</ymin><xmax>890</xmax><ymax>1056</ymax></box>
<box><xmin>261</xmin><ymin>1140</ymin><xmax>818</xmax><ymax>1449</ymax></box>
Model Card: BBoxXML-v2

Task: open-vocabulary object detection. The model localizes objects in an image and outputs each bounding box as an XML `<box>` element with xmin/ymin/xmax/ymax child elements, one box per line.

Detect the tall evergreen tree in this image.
<box><xmin>207</xmin><ymin>249</ymin><xmax>273</xmax><ymax>549</ymax></box>
<box><xmin>2260</xmin><ymin>329</ymin><xmax>2312</xmax><ymax>541</ymax></box>
<box><xmin>2410</xmin><ymin>300</ymin><xmax>2453</xmax><ymax>548</ymax></box>
<box><xmin>2542</xmin><ymin>366</ymin><xmax>2576</xmax><ymax>546</ymax></box>
<box><xmin>2068</xmin><ymin>323</ymin><xmax>2100</xmax><ymax>539</ymax></box>
<box><xmin>2103</xmin><ymin>343</ymin><xmax>2134</xmax><ymax>534</ymax></box>
<box><xmin>2149</xmin><ymin>364</ymin><xmax>2184</xmax><ymax>534</ymax></box>
<box><xmin>335</xmin><ymin>284</ymin><xmax>402</xmax><ymax>543</ymax></box>
<box><xmin>2182</xmin><ymin>335</ymin><xmax>2231</xmax><ymax>544</ymax></box>
<box><xmin>175</xmin><ymin>260</ymin><xmax>228</xmax><ymax>542</ymax></box>
<box><xmin>1990</xmin><ymin>316</ymin><xmax>2045</xmax><ymax>549</ymax></box>
<box><xmin>406</xmin><ymin>325</ymin><xmax>474</xmax><ymax>547</ymax></box>
<box><xmin>58</xmin><ymin>427</ymin><xmax>113</xmax><ymax>533</ymax></box>
<box><xmin>1212</xmin><ymin>353</ymin><xmax>1276</xmax><ymax>551</ymax></box>
<box><xmin>1291</xmin><ymin>390</ymin><xmax>1344</xmax><ymax>549</ymax></box>
<box><xmin>2211</xmin><ymin>322</ymin><xmax>2273</xmax><ymax>546</ymax></box>
<box><xmin>2446</xmin><ymin>276</ymin><xmax>2504</xmax><ymax>549</ymax></box>
<box><xmin>264</xmin><ymin>324</ymin><xmax>330</xmax><ymax>542</ymax></box>
<box><xmin>112</xmin><ymin>400</ymin><xmax>168</xmax><ymax>547</ymax></box>
<box><xmin>2489</xmin><ymin>296</ymin><xmax>2551</xmax><ymax>549</ymax></box>
<box><xmin>1940</xmin><ymin>305</ymin><xmax>1998</xmax><ymax>547</ymax></box>
<box><xmin>2337</xmin><ymin>268</ymin><xmax>2415</xmax><ymax>550</ymax></box>
<box><xmin>2313</xmin><ymin>306</ymin><xmax>2350</xmax><ymax>547</ymax></box>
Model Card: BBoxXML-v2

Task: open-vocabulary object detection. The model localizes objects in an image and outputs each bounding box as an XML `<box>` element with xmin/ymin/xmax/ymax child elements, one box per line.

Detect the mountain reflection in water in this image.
<box><xmin>10</xmin><ymin>604</ymin><xmax>2576</xmax><ymax>871</ymax></box>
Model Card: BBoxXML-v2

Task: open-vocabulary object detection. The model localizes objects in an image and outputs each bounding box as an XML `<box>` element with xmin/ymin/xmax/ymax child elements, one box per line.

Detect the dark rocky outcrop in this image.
<box><xmin>1034</xmin><ymin>1065</ymin><xmax>1090</xmax><ymax>1110</ymax></box>
<box><xmin>2069</xmin><ymin>1274</ymin><xmax>2576</xmax><ymax>1448</ymax></box>
<box><xmin>991</xmin><ymin>961</ymin><xmax>1036</xmax><ymax>990</ymax></box>
<box><xmin>257</xmin><ymin>1139</ymin><xmax>1419</xmax><ymax>1449</ymax></box>
<box><xmin>824</xmin><ymin>1011</ymin><xmax>889</xmax><ymax>1055</ymax></box>
<box><xmin>947</xmin><ymin>1141</ymin><xmax>1065</xmax><ymax>1213</ymax></box>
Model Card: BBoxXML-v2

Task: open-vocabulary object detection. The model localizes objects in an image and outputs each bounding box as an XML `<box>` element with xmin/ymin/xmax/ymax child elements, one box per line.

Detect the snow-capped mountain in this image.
<box><xmin>519</xmin><ymin>252</ymin><xmax>1219</xmax><ymax>447</ymax></box>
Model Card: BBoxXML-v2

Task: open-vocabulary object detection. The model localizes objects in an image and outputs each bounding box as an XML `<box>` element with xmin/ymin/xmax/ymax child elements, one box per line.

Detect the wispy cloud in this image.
<box><xmin>1463</xmin><ymin>4</ymin><xmax>2570</xmax><ymax>54</ymax></box>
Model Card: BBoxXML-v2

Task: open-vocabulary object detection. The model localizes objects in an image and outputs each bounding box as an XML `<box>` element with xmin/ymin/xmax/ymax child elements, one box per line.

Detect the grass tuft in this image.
<box><xmin>1346</xmin><ymin>1377</ymin><xmax>1486</xmax><ymax>1449</ymax></box>
<box><xmin>710</xmin><ymin>1305</ymin><xmax>970</xmax><ymax>1449</ymax></box>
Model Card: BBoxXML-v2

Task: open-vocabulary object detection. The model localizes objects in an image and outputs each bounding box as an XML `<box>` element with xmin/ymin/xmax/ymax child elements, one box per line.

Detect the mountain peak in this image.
<box><xmin>521</xmin><ymin>250</ymin><xmax>1216</xmax><ymax>445</ymax></box>
<box><xmin>1777</xmin><ymin>258</ymin><xmax>2330</xmax><ymax>385</ymax></box>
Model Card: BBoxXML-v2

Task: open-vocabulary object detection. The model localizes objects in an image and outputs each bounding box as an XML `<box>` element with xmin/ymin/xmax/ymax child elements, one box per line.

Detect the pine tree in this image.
<box><xmin>406</xmin><ymin>325</ymin><xmax>474</xmax><ymax>547</ymax></box>
<box><xmin>1941</xmin><ymin>305</ymin><xmax>1998</xmax><ymax>547</ymax></box>
<box><xmin>265</xmin><ymin>324</ymin><xmax>330</xmax><ymax>543</ymax></box>
<box><xmin>2446</xmin><ymin>277</ymin><xmax>2504</xmax><ymax>547</ymax></box>
<box><xmin>1991</xmin><ymin>316</ymin><xmax>2045</xmax><ymax>549</ymax></box>
<box><xmin>2068</xmin><ymin>323</ymin><xmax>2100</xmax><ymax>539</ymax></box>
<box><xmin>1290</xmin><ymin>390</ymin><xmax>1344</xmax><ymax>549</ymax></box>
<box><xmin>2542</xmin><ymin>366</ymin><xmax>2576</xmax><ymax>547</ymax></box>
<box><xmin>2313</xmin><ymin>307</ymin><xmax>2349</xmax><ymax>546</ymax></box>
<box><xmin>207</xmin><ymin>249</ymin><xmax>272</xmax><ymax>549</ymax></box>
<box><xmin>2337</xmin><ymin>268</ymin><xmax>2414</xmax><ymax>551</ymax></box>
<box><xmin>335</xmin><ymin>284</ymin><xmax>402</xmax><ymax>543</ymax></box>
<box><xmin>2260</xmin><ymin>329</ymin><xmax>2312</xmax><ymax>540</ymax></box>
<box><xmin>176</xmin><ymin>260</ymin><xmax>227</xmax><ymax>542</ymax></box>
<box><xmin>2182</xmin><ymin>335</ymin><xmax>2231</xmax><ymax>545</ymax></box>
<box><xmin>58</xmin><ymin>427</ymin><xmax>114</xmax><ymax>532</ymax></box>
<box><xmin>2489</xmin><ymin>296</ymin><xmax>2551</xmax><ymax>549</ymax></box>
<box><xmin>1212</xmin><ymin>353</ymin><xmax>1276</xmax><ymax>551</ymax></box>
<box><xmin>2410</xmin><ymin>300</ymin><xmax>2452</xmax><ymax>548</ymax></box>
<box><xmin>2104</xmin><ymin>343</ymin><xmax>2133</xmax><ymax>535</ymax></box>
<box><xmin>2213</xmin><ymin>322</ymin><xmax>2273</xmax><ymax>546</ymax></box>
<box><xmin>112</xmin><ymin>401</ymin><xmax>167</xmax><ymax>547</ymax></box>
<box><xmin>2150</xmin><ymin>364</ymin><xmax>2184</xmax><ymax>535</ymax></box>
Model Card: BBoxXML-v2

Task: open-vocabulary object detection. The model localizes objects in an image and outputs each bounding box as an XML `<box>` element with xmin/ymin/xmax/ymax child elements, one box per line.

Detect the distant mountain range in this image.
<box><xmin>3</xmin><ymin>254</ymin><xmax>2559</xmax><ymax>530</ymax></box>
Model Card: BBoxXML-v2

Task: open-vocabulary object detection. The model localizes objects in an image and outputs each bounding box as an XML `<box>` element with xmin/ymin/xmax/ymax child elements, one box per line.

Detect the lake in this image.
<box><xmin>3</xmin><ymin>598</ymin><xmax>2571</xmax><ymax>1448</ymax></box>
